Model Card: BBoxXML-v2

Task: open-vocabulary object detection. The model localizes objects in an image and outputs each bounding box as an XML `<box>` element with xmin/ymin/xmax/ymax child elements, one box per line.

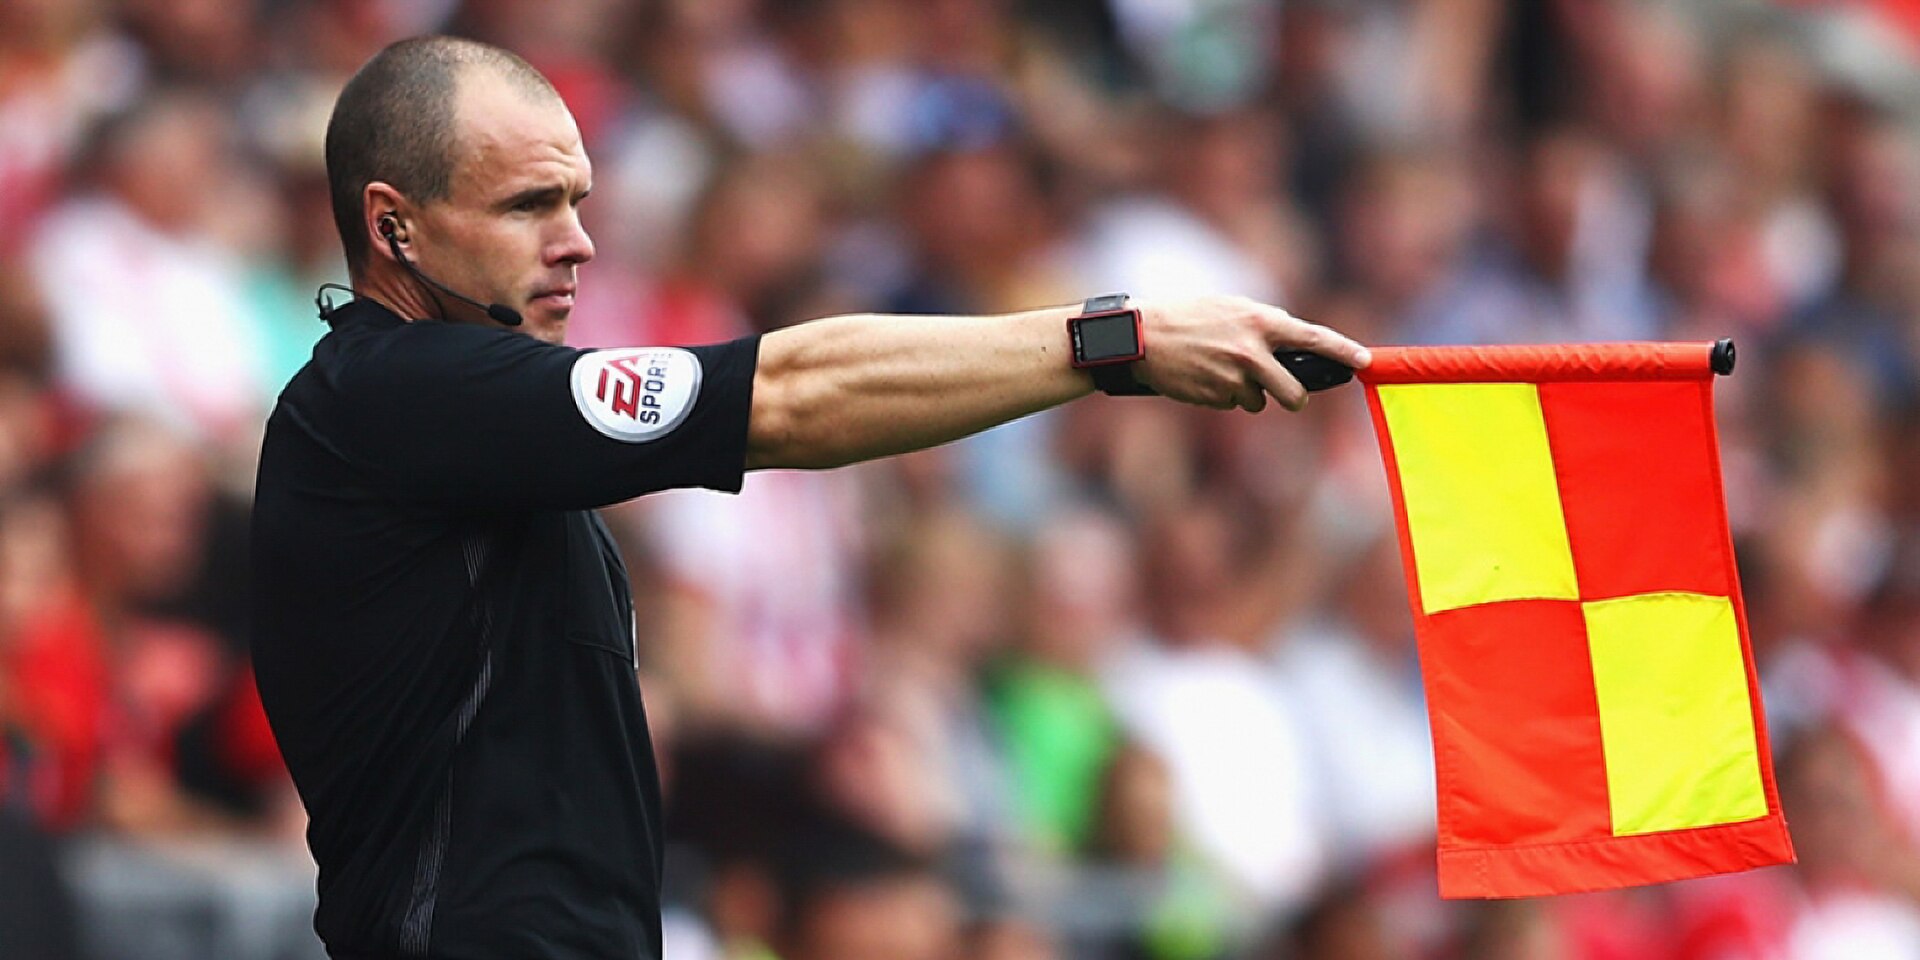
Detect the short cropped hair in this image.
<box><xmin>325</xmin><ymin>36</ymin><xmax>556</xmax><ymax>272</ymax></box>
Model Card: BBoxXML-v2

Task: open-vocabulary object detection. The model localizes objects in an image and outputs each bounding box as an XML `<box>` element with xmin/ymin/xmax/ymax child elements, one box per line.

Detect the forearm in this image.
<box><xmin>742</xmin><ymin>294</ymin><xmax>1373</xmax><ymax>470</ymax></box>
<box><xmin>746</xmin><ymin>307</ymin><xmax>1091</xmax><ymax>470</ymax></box>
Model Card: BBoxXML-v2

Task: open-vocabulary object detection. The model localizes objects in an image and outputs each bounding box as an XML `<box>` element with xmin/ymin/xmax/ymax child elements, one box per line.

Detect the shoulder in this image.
<box><xmin>368</xmin><ymin>319</ymin><xmax>567</xmax><ymax>364</ymax></box>
<box><xmin>338</xmin><ymin>321</ymin><xmax>579</xmax><ymax>393</ymax></box>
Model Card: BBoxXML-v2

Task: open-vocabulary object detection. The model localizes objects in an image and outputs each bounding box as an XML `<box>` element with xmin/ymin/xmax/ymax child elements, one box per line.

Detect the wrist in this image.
<box><xmin>1068</xmin><ymin>293</ymin><xmax>1154</xmax><ymax>396</ymax></box>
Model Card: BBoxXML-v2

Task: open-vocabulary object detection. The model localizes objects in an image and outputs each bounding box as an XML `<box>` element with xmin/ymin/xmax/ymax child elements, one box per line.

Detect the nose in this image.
<box><xmin>549</xmin><ymin>211</ymin><xmax>595</xmax><ymax>267</ymax></box>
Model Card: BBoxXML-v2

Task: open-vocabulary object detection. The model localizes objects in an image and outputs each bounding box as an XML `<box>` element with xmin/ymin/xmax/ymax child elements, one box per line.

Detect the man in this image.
<box><xmin>251</xmin><ymin>35</ymin><xmax>1369</xmax><ymax>960</ymax></box>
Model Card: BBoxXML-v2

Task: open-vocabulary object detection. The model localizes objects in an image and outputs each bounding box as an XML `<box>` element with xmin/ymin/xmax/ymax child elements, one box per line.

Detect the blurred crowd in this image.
<box><xmin>6</xmin><ymin>0</ymin><xmax>1920</xmax><ymax>958</ymax></box>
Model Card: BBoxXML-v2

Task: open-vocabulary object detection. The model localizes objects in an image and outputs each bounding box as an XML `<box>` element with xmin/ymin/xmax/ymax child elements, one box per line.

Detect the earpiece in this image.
<box><xmin>378</xmin><ymin>214</ymin><xmax>523</xmax><ymax>328</ymax></box>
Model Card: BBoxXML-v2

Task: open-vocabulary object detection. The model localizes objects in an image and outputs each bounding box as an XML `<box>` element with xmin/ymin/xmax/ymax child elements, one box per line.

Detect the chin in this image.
<box><xmin>524</xmin><ymin>312</ymin><xmax>570</xmax><ymax>345</ymax></box>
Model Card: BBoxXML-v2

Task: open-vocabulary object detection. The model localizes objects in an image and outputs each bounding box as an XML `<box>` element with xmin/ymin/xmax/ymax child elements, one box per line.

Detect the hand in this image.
<box><xmin>1131</xmin><ymin>296</ymin><xmax>1373</xmax><ymax>412</ymax></box>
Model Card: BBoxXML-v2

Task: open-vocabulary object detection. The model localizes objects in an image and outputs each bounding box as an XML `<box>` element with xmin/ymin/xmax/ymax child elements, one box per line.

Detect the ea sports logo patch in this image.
<box><xmin>569</xmin><ymin>348</ymin><xmax>702</xmax><ymax>442</ymax></box>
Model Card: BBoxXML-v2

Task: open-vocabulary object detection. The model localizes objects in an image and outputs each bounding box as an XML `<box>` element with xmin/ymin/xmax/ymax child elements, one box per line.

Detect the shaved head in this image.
<box><xmin>325</xmin><ymin>36</ymin><xmax>559</xmax><ymax>272</ymax></box>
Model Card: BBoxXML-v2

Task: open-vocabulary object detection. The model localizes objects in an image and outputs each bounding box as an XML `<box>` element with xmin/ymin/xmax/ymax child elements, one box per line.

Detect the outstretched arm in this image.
<box><xmin>746</xmin><ymin>295</ymin><xmax>1372</xmax><ymax>470</ymax></box>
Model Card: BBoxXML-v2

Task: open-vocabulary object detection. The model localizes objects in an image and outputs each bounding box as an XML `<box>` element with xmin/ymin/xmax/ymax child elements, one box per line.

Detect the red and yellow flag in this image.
<box><xmin>1359</xmin><ymin>341</ymin><xmax>1794</xmax><ymax>898</ymax></box>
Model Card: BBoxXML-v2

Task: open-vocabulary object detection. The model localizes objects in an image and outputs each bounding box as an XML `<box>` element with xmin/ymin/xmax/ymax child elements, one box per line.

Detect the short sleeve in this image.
<box><xmin>327</xmin><ymin>323</ymin><xmax>759</xmax><ymax>511</ymax></box>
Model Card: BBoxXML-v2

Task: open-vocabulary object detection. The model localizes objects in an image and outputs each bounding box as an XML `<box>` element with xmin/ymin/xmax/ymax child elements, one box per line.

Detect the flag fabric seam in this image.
<box><xmin>1437</xmin><ymin>815</ymin><xmax>1794</xmax><ymax>898</ymax></box>
<box><xmin>1437</xmin><ymin>814</ymin><xmax>1778</xmax><ymax>853</ymax></box>
<box><xmin>1417</xmin><ymin>588</ymin><xmax>1737</xmax><ymax>617</ymax></box>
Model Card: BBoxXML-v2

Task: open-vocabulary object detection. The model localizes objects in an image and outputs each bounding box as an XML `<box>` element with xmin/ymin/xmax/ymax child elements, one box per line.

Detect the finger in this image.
<box><xmin>1236</xmin><ymin>378</ymin><xmax>1268</xmax><ymax>414</ymax></box>
<box><xmin>1260</xmin><ymin>307</ymin><xmax>1373</xmax><ymax>369</ymax></box>
<box><xmin>1248</xmin><ymin>350</ymin><xmax>1308</xmax><ymax>412</ymax></box>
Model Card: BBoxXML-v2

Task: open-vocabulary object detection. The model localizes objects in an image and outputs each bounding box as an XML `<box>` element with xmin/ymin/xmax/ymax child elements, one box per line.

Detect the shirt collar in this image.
<box><xmin>323</xmin><ymin>295</ymin><xmax>407</xmax><ymax>330</ymax></box>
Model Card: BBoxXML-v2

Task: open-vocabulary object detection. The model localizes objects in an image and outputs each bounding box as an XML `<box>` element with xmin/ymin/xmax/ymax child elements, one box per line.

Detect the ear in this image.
<box><xmin>363</xmin><ymin>182</ymin><xmax>408</xmax><ymax>261</ymax></box>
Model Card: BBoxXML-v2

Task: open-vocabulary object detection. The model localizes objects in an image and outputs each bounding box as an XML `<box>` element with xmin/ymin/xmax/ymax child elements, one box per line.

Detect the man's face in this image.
<box><xmin>409</xmin><ymin>71</ymin><xmax>594</xmax><ymax>344</ymax></box>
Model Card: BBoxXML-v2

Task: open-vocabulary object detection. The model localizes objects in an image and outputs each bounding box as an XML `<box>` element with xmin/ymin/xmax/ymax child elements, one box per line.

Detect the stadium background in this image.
<box><xmin>6</xmin><ymin>0</ymin><xmax>1920</xmax><ymax>957</ymax></box>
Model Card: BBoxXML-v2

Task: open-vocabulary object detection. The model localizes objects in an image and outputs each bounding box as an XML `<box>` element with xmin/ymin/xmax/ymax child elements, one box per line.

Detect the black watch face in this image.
<box><xmin>1078</xmin><ymin>312</ymin><xmax>1141</xmax><ymax>361</ymax></box>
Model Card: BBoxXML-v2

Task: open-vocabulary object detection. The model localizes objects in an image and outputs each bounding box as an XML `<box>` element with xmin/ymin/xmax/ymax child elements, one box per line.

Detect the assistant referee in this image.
<box><xmin>250</xmin><ymin>34</ymin><xmax>1369</xmax><ymax>960</ymax></box>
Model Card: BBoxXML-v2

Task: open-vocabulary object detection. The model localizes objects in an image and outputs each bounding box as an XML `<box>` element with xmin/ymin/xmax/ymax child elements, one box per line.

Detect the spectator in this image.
<box><xmin>1249</xmin><ymin>880</ymin><xmax>1413</xmax><ymax>960</ymax></box>
<box><xmin>1</xmin><ymin>418</ymin><xmax>244</xmax><ymax>834</ymax></box>
<box><xmin>1398</xmin><ymin>126</ymin><xmax>1662</xmax><ymax>346</ymax></box>
<box><xmin>865</xmin><ymin>505</ymin><xmax>1023</xmax><ymax>887</ymax></box>
<box><xmin>29</xmin><ymin>92</ymin><xmax>269</xmax><ymax>448</ymax></box>
<box><xmin>1273</xmin><ymin>534</ymin><xmax>1436</xmax><ymax>873</ymax></box>
<box><xmin>985</xmin><ymin>509</ymin><xmax>1133</xmax><ymax>856</ymax></box>
<box><xmin>0</xmin><ymin>806</ymin><xmax>83</xmax><ymax>960</ymax></box>
<box><xmin>1078</xmin><ymin>742</ymin><xmax>1235</xmax><ymax>960</ymax></box>
<box><xmin>1778</xmin><ymin>725</ymin><xmax>1920</xmax><ymax>959</ymax></box>
<box><xmin>774</xmin><ymin>816</ymin><xmax>963</xmax><ymax>960</ymax></box>
<box><xmin>1101</xmin><ymin>499</ymin><xmax>1326</xmax><ymax>911</ymax></box>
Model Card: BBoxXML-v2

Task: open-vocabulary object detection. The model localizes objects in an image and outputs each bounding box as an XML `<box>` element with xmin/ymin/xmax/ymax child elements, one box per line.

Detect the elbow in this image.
<box><xmin>745</xmin><ymin>395</ymin><xmax>800</xmax><ymax>469</ymax></box>
<box><xmin>744</xmin><ymin>368</ymin><xmax>793</xmax><ymax>469</ymax></box>
<box><xmin>744</xmin><ymin>368</ymin><xmax>852</xmax><ymax>470</ymax></box>
<box><xmin>744</xmin><ymin>344</ymin><xmax>798</xmax><ymax>469</ymax></box>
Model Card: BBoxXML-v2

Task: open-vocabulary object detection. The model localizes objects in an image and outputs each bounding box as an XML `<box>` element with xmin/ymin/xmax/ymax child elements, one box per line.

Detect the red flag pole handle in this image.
<box><xmin>1357</xmin><ymin>339</ymin><xmax>1735</xmax><ymax>384</ymax></box>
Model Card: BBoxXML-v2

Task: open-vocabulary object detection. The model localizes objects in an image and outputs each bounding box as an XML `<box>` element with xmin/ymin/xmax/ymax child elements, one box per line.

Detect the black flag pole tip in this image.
<box><xmin>1712</xmin><ymin>338</ymin><xmax>1736</xmax><ymax>376</ymax></box>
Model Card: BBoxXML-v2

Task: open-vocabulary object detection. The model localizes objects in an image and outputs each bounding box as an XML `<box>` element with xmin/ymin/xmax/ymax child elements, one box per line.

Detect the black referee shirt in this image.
<box><xmin>251</xmin><ymin>298</ymin><xmax>758</xmax><ymax>959</ymax></box>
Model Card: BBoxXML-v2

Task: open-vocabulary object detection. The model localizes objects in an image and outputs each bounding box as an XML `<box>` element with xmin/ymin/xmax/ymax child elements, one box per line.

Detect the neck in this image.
<box><xmin>355</xmin><ymin>260</ymin><xmax>470</xmax><ymax>323</ymax></box>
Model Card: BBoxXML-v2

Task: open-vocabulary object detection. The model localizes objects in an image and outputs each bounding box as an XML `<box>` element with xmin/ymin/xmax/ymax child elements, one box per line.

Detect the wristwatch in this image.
<box><xmin>1068</xmin><ymin>293</ymin><xmax>1153</xmax><ymax>396</ymax></box>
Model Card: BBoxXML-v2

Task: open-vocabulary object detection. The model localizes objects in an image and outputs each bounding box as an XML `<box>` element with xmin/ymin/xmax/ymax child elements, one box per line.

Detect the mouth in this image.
<box><xmin>531</xmin><ymin>286</ymin><xmax>576</xmax><ymax>310</ymax></box>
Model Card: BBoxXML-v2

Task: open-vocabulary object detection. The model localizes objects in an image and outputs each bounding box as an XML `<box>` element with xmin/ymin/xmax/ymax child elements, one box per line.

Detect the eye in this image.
<box><xmin>513</xmin><ymin>198</ymin><xmax>543</xmax><ymax>213</ymax></box>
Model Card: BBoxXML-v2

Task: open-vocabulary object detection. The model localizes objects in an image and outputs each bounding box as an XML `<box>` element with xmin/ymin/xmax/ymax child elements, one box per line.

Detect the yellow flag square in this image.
<box><xmin>1378</xmin><ymin>383</ymin><xmax>1580</xmax><ymax>613</ymax></box>
<box><xmin>1584</xmin><ymin>592</ymin><xmax>1768</xmax><ymax>836</ymax></box>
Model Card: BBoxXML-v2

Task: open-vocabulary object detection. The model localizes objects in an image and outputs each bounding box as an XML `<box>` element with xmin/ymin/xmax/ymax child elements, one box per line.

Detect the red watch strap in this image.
<box><xmin>1074</xmin><ymin>294</ymin><xmax>1155</xmax><ymax>395</ymax></box>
